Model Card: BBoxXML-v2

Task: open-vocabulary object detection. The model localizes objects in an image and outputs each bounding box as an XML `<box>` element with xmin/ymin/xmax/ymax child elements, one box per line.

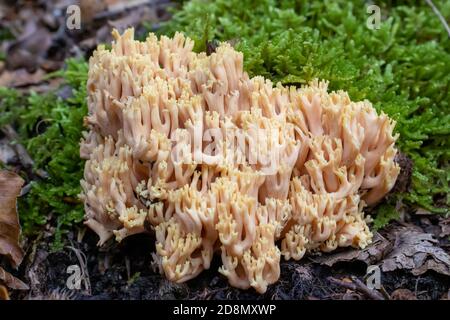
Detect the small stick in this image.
<box><xmin>66</xmin><ymin>244</ymin><xmax>92</xmax><ymax>296</ymax></box>
<box><xmin>424</xmin><ymin>0</ymin><xmax>450</xmax><ymax>37</ymax></box>
<box><xmin>1</xmin><ymin>124</ymin><xmax>34</xmax><ymax>169</ymax></box>
<box><xmin>328</xmin><ymin>276</ymin><xmax>385</xmax><ymax>300</ymax></box>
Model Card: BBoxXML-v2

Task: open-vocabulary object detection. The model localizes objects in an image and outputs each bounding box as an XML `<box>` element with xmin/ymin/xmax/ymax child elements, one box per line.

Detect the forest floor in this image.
<box><xmin>12</xmin><ymin>216</ymin><xmax>450</xmax><ymax>300</ymax></box>
<box><xmin>0</xmin><ymin>0</ymin><xmax>449</xmax><ymax>300</ymax></box>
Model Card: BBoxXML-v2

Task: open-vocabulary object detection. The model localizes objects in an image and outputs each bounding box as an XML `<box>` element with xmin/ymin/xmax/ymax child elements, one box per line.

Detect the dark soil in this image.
<box><xmin>12</xmin><ymin>218</ymin><xmax>449</xmax><ymax>300</ymax></box>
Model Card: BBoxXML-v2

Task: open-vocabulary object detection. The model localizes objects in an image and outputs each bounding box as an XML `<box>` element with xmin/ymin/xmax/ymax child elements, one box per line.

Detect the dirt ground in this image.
<box><xmin>11</xmin><ymin>213</ymin><xmax>449</xmax><ymax>300</ymax></box>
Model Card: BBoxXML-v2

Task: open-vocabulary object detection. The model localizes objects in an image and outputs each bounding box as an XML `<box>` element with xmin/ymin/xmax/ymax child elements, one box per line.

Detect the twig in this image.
<box><xmin>66</xmin><ymin>244</ymin><xmax>92</xmax><ymax>296</ymax></box>
<box><xmin>379</xmin><ymin>285</ymin><xmax>391</xmax><ymax>300</ymax></box>
<box><xmin>414</xmin><ymin>276</ymin><xmax>420</xmax><ymax>297</ymax></box>
<box><xmin>125</xmin><ymin>255</ymin><xmax>131</xmax><ymax>281</ymax></box>
<box><xmin>328</xmin><ymin>276</ymin><xmax>385</xmax><ymax>300</ymax></box>
<box><xmin>424</xmin><ymin>0</ymin><xmax>450</xmax><ymax>37</ymax></box>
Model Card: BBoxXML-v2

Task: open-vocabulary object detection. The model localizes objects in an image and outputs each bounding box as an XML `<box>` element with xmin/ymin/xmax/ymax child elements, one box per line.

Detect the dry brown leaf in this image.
<box><xmin>0</xmin><ymin>68</ymin><xmax>46</xmax><ymax>88</ymax></box>
<box><xmin>311</xmin><ymin>233</ymin><xmax>392</xmax><ymax>266</ymax></box>
<box><xmin>80</xmin><ymin>0</ymin><xmax>108</xmax><ymax>23</ymax></box>
<box><xmin>6</xmin><ymin>20</ymin><xmax>53</xmax><ymax>71</ymax></box>
<box><xmin>391</xmin><ymin>288</ymin><xmax>417</xmax><ymax>300</ymax></box>
<box><xmin>381</xmin><ymin>227</ymin><xmax>450</xmax><ymax>276</ymax></box>
<box><xmin>108</xmin><ymin>9</ymin><xmax>145</xmax><ymax>33</ymax></box>
<box><xmin>0</xmin><ymin>284</ymin><xmax>10</xmax><ymax>300</ymax></box>
<box><xmin>0</xmin><ymin>170</ymin><xmax>25</xmax><ymax>268</ymax></box>
<box><xmin>0</xmin><ymin>266</ymin><xmax>29</xmax><ymax>290</ymax></box>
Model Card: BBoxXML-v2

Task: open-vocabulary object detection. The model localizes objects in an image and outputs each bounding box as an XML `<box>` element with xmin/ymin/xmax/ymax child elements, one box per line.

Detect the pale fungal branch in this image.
<box><xmin>79</xmin><ymin>28</ymin><xmax>400</xmax><ymax>293</ymax></box>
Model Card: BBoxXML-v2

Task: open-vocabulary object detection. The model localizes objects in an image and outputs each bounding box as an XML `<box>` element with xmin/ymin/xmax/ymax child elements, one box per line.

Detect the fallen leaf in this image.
<box><xmin>391</xmin><ymin>288</ymin><xmax>417</xmax><ymax>300</ymax></box>
<box><xmin>0</xmin><ymin>284</ymin><xmax>10</xmax><ymax>300</ymax></box>
<box><xmin>381</xmin><ymin>227</ymin><xmax>450</xmax><ymax>276</ymax></box>
<box><xmin>0</xmin><ymin>170</ymin><xmax>25</xmax><ymax>268</ymax></box>
<box><xmin>6</xmin><ymin>20</ymin><xmax>52</xmax><ymax>71</ymax></box>
<box><xmin>443</xmin><ymin>290</ymin><xmax>450</xmax><ymax>300</ymax></box>
<box><xmin>0</xmin><ymin>68</ymin><xmax>46</xmax><ymax>87</ymax></box>
<box><xmin>420</xmin><ymin>217</ymin><xmax>442</xmax><ymax>239</ymax></box>
<box><xmin>439</xmin><ymin>217</ymin><xmax>450</xmax><ymax>238</ymax></box>
<box><xmin>80</xmin><ymin>0</ymin><xmax>108</xmax><ymax>23</ymax></box>
<box><xmin>0</xmin><ymin>266</ymin><xmax>29</xmax><ymax>290</ymax></box>
<box><xmin>108</xmin><ymin>10</ymin><xmax>143</xmax><ymax>32</ymax></box>
<box><xmin>310</xmin><ymin>232</ymin><xmax>392</xmax><ymax>266</ymax></box>
<box><xmin>342</xmin><ymin>291</ymin><xmax>363</xmax><ymax>300</ymax></box>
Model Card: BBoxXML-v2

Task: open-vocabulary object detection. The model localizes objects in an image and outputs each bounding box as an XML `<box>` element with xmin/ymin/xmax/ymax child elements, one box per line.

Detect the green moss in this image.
<box><xmin>0</xmin><ymin>59</ymin><xmax>88</xmax><ymax>250</ymax></box>
<box><xmin>161</xmin><ymin>0</ymin><xmax>450</xmax><ymax>227</ymax></box>
<box><xmin>372</xmin><ymin>202</ymin><xmax>400</xmax><ymax>231</ymax></box>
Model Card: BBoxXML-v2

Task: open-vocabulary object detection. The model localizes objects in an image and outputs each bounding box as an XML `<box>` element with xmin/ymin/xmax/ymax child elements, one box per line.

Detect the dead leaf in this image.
<box><xmin>6</xmin><ymin>20</ymin><xmax>52</xmax><ymax>71</ymax></box>
<box><xmin>0</xmin><ymin>68</ymin><xmax>46</xmax><ymax>87</ymax></box>
<box><xmin>442</xmin><ymin>290</ymin><xmax>450</xmax><ymax>300</ymax></box>
<box><xmin>80</xmin><ymin>0</ymin><xmax>108</xmax><ymax>23</ymax></box>
<box><xmin>0</xmin><ymin>170</ymin><xmax>25</xmax><ymax>268</ymax></box>
<box><xmin>439</xmin><ymin>217</ymin><xmax>450</xmax><ymax>238</ymax></box>
<box><xmin>342</xmin><ymin>291</ymin><xmax>363</xmax><ymax>300</ymax></box>
<box><xmin>0</xmin><ymin>266</ymin><xmax>29</xmax><ymax>290</ymax></box>
<box><xmin>108</xmin><ymin>9</ymin><xmax>145</xmax><ymax>33</ymax></box>
<box><xmin>420</xmin><ymin>217</ymin><xmax>443</xmax><ymax>239</ymax></box>
<box><xmin>391</xmin><ymin>288</ymin><xmax>417</xmax><ymax>300</ymax></box>
<box><xmin>381</xmin><ymin>227</ymin><xmax>450</xmax><ymax>276</ymax></box>
<box><xmin>311</xmin><ymin>232</ymin><xmax>392</xmax><ymax>266</ymax></box>
<box><xmin>0</xmin><ymin>284</ymin><xmax>10</xmax><ymax>300</ymax></box>
<box><xmin>96</xmin><ymin>0</ymin><xmax>153</xmax><ymax>19</ymax></box>
<box><xmin>415</xmin><ymin>208</ymin><xmax>433</xmax><ymax>215</ymax></box>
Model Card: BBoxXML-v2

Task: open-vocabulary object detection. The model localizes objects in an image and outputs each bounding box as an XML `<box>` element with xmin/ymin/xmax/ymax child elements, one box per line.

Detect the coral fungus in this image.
<box><xmin>80</xmin><ymin>29</ymin><xmax>399</xmax><ymax>293</ymax></box>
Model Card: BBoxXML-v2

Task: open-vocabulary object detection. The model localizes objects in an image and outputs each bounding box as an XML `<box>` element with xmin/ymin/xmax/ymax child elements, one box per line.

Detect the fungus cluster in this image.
<box><xmin>80</xmin><ymin>29</ymin><xmax>400</xmax><ymax>293</ymax></box>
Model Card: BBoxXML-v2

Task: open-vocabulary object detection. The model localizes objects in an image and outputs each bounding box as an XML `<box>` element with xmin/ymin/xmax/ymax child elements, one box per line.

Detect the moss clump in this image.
<box><xmin>161</xmin><ymin>0</ymin><xmax>450</xmax><ymax>226</ymax></box>
<box><xmin>0</xmin><ymin>59</ymin><xmax>88</xmax><ymax>250</ymax></box>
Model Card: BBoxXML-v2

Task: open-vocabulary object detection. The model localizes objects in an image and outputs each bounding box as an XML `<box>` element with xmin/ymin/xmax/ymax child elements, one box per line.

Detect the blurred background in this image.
<box><xmin>0</xmin><ymin>0</ymin><xmax>176</xmax><ymax>89</ymax></box>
